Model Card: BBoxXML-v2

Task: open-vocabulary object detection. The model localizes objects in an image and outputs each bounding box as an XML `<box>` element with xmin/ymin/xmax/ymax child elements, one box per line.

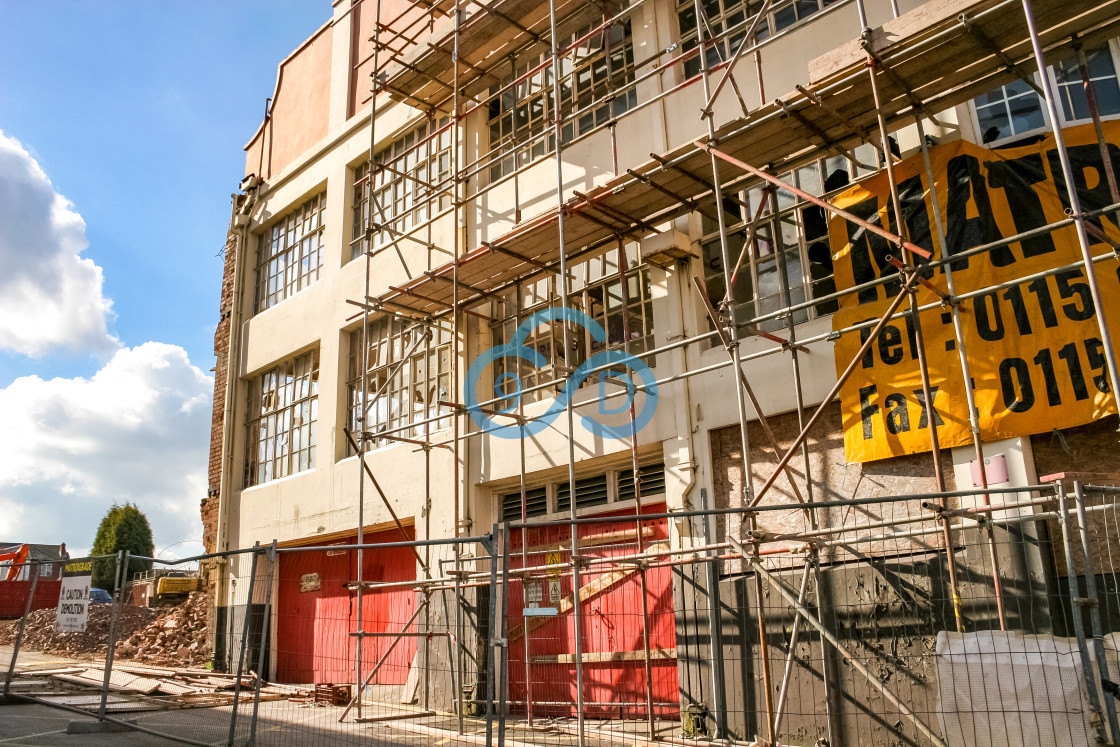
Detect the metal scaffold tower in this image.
<box><xmin>339</xmin><ymin>0</ymin><xmax>1120</xmax><ymax>741</ymax></box>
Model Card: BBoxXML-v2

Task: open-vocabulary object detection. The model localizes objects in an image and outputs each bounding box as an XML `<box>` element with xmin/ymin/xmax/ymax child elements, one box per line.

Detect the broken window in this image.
<box><xmin>254</xmin><ymin>192</ymin><xmax>325</xmax><ymax>312</ymax></box>
<box><xmin>350</xmin><ymin>118</ymin><xmax>452</xmax><ymax>262</ymax></box>
<box><xmin>346</xmin><ymin>316</ymin><xmax>453</xmax><ymax>452</ymax></box>
<box><xmin>487</xmin><ymin>244</ymin><xmax>655</xmax><ymax>406</ymax></box>
<box><xmin>700</xmin><ymin>156</ymin><xmax>849</xmax><ymax>334</ymax></box>
<box><xmin>973</xmin><ymin>41</ymin><xmax>1120</xmax><ymax>144</ymax></box>
<box><xmin>244</xmin><ymin>349</ymin><xmax>319</xmax><ymax>487</ymax></box>
<box><xmin>486</xmin><ymin>23</ymin><xmax>637</xmax><ymax>183</ymax></box>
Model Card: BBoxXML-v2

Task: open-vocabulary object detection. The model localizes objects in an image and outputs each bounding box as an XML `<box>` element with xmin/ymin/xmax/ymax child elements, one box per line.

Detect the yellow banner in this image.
<box><xmin>832</xmin><ymin>122</ymin><xmax>1120</xmax><ymax>463</ymax></box>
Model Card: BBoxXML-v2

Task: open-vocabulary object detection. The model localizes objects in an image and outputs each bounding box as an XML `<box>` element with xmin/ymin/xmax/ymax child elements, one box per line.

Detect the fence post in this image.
<box><xmin>227</xmin><ymin>545</ymin><xmax>261</xmax><ymax>747</ymax></box>
<box><xmin>1072</xmin><ymin>482</ymin><xmax>1120</xmax><ymax>742</ymax></box>
<box><xmin>483</xmin><ymin>528</ymin><xmax>499</xmax><ymax>747</ymax></box>
<box><xmin>496</xmin><ymin>523</ymin><xmax>510</xmax><ymax>747</ymax></box>
<box><xmin>4</xmin><ymin>560</ymin><xmax>41</xmax><ymax>697</ymax></box>
<box><xmin>700</xmin><ymin>491</ymin><xmax>727</xmax><ymax>740</ymax></box>
<box><xmin>98</xmin><ymin>551</ymin><xmax>128</xmax><ymax>721</ymax></box>
<box><xmin>1054</xmin><ymin>481</ymin><xmax>1108</xmax><ymax>744</ymax></box>
<box><xmin>247</xmin><ymin>541</ymin><xmax>277</xmax><ymax>747</ymax></box>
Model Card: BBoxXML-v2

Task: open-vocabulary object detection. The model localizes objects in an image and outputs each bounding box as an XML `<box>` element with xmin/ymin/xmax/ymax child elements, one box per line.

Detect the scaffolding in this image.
<box><xmin>332</xmin><ymin>0</ymin><xmax>1120</xmax><ymax>743</ymax></box>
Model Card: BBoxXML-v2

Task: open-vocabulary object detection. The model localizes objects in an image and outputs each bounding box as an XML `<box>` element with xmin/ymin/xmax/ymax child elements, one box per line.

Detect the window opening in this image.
<box><xmin>245</xmin><ymin>349</ymin><xmax>319</xmax><ymax>487</ymax></box>
<box><xmin>255</xmin><ymin>193</ymin><xmax>325</xmax><ymax>312</ymax></box>
<box><xmin>346</xmin><ymin>317</ymin><xmax>453</xmax><ymax>451</ymax></box>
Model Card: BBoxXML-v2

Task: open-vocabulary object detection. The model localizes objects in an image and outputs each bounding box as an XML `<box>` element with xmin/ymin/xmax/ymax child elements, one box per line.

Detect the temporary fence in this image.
<box><xmin>4</xmin><ymin>480</ymin><xmax>1120</xmax><ymax>747</ymax></box>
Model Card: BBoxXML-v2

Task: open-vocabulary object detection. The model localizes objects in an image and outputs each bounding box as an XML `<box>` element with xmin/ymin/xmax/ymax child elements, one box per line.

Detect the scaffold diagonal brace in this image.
<box><xmin>746</xmin><ymin>555</ymin><xmax>948</xmax><ymax>747</ymax></box>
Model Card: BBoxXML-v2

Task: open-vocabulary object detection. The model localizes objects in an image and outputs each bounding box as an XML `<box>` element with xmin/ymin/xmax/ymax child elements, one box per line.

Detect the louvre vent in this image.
<box><xmin>617</xmin><ymin>463</ymin><xmax>666</xmax><ymax>502</ymax></box>
<box><xmin>502</xmin><ymin>486</ymin><xmax>548</xmax><ymax>523</ymax></box>
<box><xmin>556</xmin><ymin>474</ymin><xmax>610</xmax><ymax>515</ymax></box>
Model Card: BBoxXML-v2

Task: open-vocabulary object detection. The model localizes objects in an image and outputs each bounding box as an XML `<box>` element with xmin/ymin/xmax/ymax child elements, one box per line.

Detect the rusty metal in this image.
<box><xmin>959</xmin><ymin>13</ymin><xmax>1045</xmax><ymax>96</ymax></box>
<box><xmin>751</xmin><ymin>264</ymin><xmax>925</xmax><ymax>507</ymax></box>
<box><xmin>626</xmin><ymin>168</ymin><xmax>722</xmax><ymax>222</ymax></box>
<box><xmin>483</xmin><ymin>242</ymin><xmax>557</xmax><ymax>273</ymax></box>
<box><xmin>699</xmin><ymin>142</ymin><xmax>933</xmax><ymax>259</ymax></box>
<box><xmin>692</xmin><ymin>276</ymin><xmax>811</xmax><ymax>511</ymax></box>
<box><xmin>700</xmin><ymin>0</ymin><xmax>773</xmax><ymax>116</ymax></box>
<box><xmin>794</xmin><ymin>83</ymin><xmax>884</xmax><ymax>162</ymax></box>
<box><xmin>572</xmin><ymin>191</ymin><xmax>662</xmax><ymax>235</ymax></box>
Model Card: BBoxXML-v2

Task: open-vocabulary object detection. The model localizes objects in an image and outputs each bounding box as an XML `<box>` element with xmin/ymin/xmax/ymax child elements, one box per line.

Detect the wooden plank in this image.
<box><xmin>50</xmin><ymin>670</ymin><xmax>164</xmax><ymax>695</ymax></box>
<box><xmin>809</xmin><ymin>0</ymin><xmax>1001</xmax><ymax>83</ymax></box>
<box><xmin>154</xmin><ymin>678</ymin><xmax>203</xmax><ymax>696</ymax></box>
<box><xmin>373</xmin><ymin>0</ymin><xmax>1120</xmax><ymax>322</ymax></box>
<box><xmin>530</xmin><ymin>648</ymin><xmax>676</xmax><ymax>664</ymax></box>
<box><xmin>520</xmin><ymin>526</ymin><xmax>657</xmax><ymax>556</ymax></box>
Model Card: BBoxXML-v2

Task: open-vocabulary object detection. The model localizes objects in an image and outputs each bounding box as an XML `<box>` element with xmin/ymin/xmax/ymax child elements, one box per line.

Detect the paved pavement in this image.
<box><xmin>0</xmin><ymin>702</ymin><xmax>181</xmax><ymax>746</ymax></box>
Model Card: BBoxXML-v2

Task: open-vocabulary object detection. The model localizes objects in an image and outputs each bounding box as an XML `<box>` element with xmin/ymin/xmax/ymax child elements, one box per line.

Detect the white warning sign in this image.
<box><xmin>56</xmin><ymin>561</ymin><xmax>93</xmax><ymax>633</ymax></box>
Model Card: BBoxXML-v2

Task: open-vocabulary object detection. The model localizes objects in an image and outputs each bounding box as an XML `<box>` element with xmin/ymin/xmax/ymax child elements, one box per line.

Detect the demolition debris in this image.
<box><xmin>0</xmin><ymin>592</ymin><xmax>211</xmax><ymax>666</ymax></box>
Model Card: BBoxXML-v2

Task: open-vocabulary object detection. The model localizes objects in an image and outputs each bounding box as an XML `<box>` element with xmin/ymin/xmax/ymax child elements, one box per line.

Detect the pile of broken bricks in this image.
<box><xmin>0</xmin><ymin>591</ymin><xmax>212</xmax><ymax>667</ymax></box>
<box><xmin>114</xmin><ymin>591</ymin><xmax>211</xmax><ymax>667</ymax></box>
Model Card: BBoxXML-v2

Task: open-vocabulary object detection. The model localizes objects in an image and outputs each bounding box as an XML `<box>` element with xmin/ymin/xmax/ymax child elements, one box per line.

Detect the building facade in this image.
<box><xmin>203</xmin><ymin>0</ymin><xmax>1120</xmax><ymax>742</ymax></box>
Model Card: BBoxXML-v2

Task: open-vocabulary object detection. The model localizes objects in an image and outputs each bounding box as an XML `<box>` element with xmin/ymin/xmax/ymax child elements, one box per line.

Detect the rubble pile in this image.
<box><xmin>0</xmin><ymin>603</ymin><xmax>159</xmax><ymax>657</ymax></box>
<box><xmin>0</xmin><ymin>592</ymin><xmax>211</xmax><ymax>667</ymax></box>
<box><xmin>115</xmin><ymin>592</ymin><xmax>210</xmax><ymax>667</ymax></box>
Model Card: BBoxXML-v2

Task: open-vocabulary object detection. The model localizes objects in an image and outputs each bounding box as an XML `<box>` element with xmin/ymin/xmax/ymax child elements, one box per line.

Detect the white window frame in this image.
<box><xmin>350</xmin><ymin>118</ymin><xmax>452</xmax><ymax>262</ymax></box>
<box><xmin>345</xmin><ymin>316</ymin><xmax>454</xmax><ymax>452</ymax></box>
<box><xmin>971</xmin><ymin>39</ymin><xmax>1120</xmax><ymax>146</ymax></box>
<box><xmin>244</xmin><ymin>349</ymin><xmax>320</xmax><ymax>487</ymax></box>
<box><xmin>676</xmin><ymin>0</ymin><xmax>841</xmax><ymax>80</ymax></box>
<box><xmin>255</xmin><ymin>192</ymin><xmax>326</xmax><ymax>313</ymax></box>
<box><xmin>486</xmin><ymin>23</ymin><xmax>637</xmax><ymax>183</ymax></box>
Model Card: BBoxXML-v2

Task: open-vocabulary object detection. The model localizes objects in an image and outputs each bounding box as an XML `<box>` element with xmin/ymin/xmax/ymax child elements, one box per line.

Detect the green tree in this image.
<box><xmin>91</xmin><ymin>503</ymin><xmax>154</xmax><ymax>590</ymax></box>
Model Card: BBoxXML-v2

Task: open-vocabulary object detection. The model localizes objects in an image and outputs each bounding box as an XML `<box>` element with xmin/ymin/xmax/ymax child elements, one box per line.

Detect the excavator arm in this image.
<box><xmin>0</xmin><ymin>545</ymin><xmax>29</xmax><ymax>581</ymax></box>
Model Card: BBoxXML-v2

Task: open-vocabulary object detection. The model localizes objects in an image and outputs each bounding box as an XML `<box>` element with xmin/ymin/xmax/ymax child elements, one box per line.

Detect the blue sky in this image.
<box><xmin>0</xmin><ymin>2</ymin><xmax>330</xmax><ymax>557</ymax></box>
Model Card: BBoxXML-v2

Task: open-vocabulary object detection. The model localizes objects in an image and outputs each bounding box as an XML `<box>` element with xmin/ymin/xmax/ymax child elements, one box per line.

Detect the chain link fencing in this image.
<box><xmin>4</xmin><ymin>482</ymin><xmax>1120</xmax><ymax>746</ymax></box>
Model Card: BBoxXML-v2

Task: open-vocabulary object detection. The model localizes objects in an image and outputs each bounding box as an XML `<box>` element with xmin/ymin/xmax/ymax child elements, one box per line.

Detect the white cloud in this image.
<box><xmin>0</xmin><ymin>343</ymin><xmax>213</xmax><ymax>557</ymax></box>
<box><xmin>0</xmin><ymin>131</ymin><xmax>118</xmax><ymax>357</ymax></box>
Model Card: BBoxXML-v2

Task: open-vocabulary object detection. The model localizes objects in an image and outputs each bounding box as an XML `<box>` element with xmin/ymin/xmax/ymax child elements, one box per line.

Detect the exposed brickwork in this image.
<box><xmin>201</xmin><ymin>229</ymin><xmax>239</xmax><ymax>554</ymax></box>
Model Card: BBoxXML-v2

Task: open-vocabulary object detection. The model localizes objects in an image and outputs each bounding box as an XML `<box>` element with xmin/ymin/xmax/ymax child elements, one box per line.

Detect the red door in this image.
<box><xmin>506</xmin><ymin>505</ymin><xmax>679</xmax><ymax>719</ymax></box>
<box><xmin>276</xmin><ymin>526</ymin><xmax>417</xmax><ymax>685</ymax></box>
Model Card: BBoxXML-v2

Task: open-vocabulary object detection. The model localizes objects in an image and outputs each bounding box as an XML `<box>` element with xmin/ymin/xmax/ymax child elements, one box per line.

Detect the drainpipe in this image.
<box><xmin>673</xmin><ymin>253</ymin><xmax>699</xmax><ymax>506</ymax></box>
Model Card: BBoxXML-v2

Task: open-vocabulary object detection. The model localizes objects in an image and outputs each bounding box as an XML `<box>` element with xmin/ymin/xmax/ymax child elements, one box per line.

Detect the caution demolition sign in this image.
<box><xmin>56</xmin><ymin>560</ymin><xmax>93</xmax><ymax>633</ymax></box>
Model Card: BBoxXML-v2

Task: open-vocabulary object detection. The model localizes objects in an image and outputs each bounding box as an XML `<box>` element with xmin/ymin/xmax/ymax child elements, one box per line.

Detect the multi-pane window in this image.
<box><xmin>701</xmin><ymin>157</ymin><xmax>848</xmax><ymax>333</ymax></box>
<box><xmin>487</xmin><ymin>245</ymin><xmax>655</xmax><ymax>405</ymax></box>
<box><xmin>974</xmin><ymin>42</ymin><xmax>1120</xmax><ymax>144</ymax></box>
<box><xmin>487</xmin><ymin>23</ymin><xmax>637</xmax><ymax>181</ymax></box>
<box><xmin>346</xmin><ymin>317</ymin><xmax>453</xmax><ymax>451</ymax></box>
<box><xmin>974</xmin><ymin>78</ymin><xmax>1046</xmax><ymax>143</ymax></box>
<box><xmin>350</xmin><ymin>118</ymin><xmax>452</xmax><ymax>261</ymax></box>
<box><xmin>255</xmin><ymin>193</ymin><xmax>325</xmax><ymax>312</ymax></box>
<box><xmin>244</xmin><ymin>349</ymin><xmax>319</xmax><ymax>487</ymax></box>
<box><xmin>678</xmin><ymin>0</ymin><xmax>838</xmax><ymax>79</ymax></box>
<box><xmin>1054</xmin><ymin>46</ymin><xmax>1120</xmax><ymax>122</ymax></box>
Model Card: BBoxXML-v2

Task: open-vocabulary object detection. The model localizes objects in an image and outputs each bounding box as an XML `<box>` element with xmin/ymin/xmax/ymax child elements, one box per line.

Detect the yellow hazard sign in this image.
<box><xmin>545</xmin><ymin>550</ymin><xmax>563</xmax><ymax>577</ymax></box>
<box><xmin>830</xmin><ymin>122</ymin><xmax>1120</xmax><ymax>463</ymax></box>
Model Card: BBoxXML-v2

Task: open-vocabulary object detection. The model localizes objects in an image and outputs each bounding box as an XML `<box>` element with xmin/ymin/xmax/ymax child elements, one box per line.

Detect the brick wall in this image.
<box><xmin>201</xmin><ymin>230</ymin><xmax>239</xmax><ymax>554</ymax></box>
